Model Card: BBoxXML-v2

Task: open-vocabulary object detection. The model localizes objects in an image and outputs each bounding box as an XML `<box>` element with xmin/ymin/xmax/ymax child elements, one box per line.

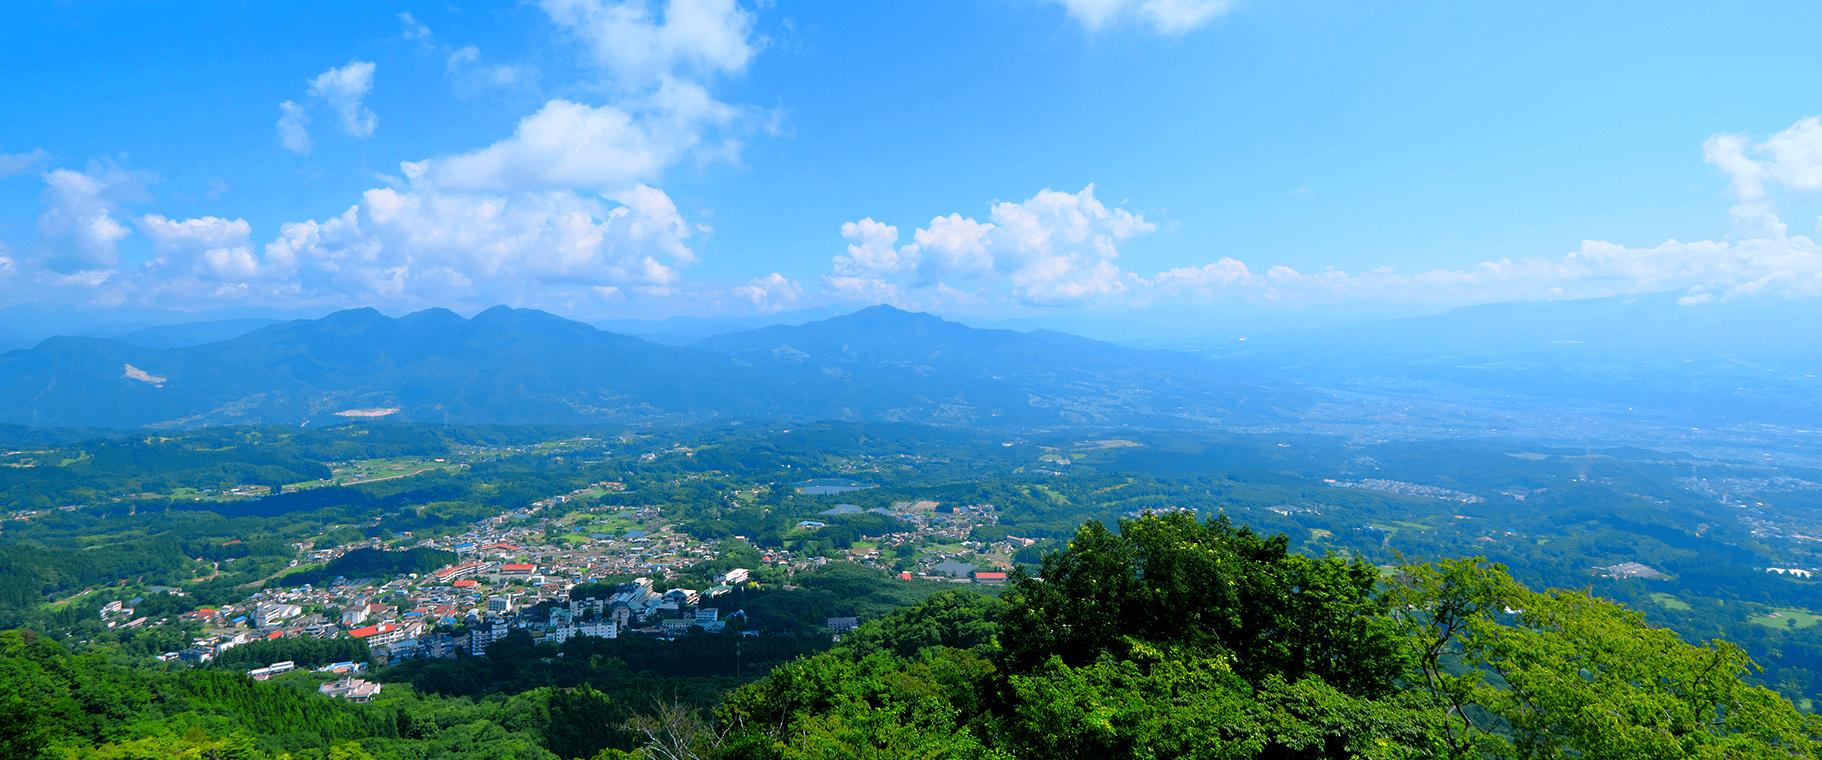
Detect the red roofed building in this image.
<box><xmin>973</xmin><ymin>571</ymin><xmax>1009</xmax><ymax>584</ymax></box>
<box><xmin>347</xmin><ymin>622</ymin><xmax>412</xmax><ymax>647</ymax></box>
<box><xmin>452</xmin><ymin>579</ymin><xmax>479</xmax><ymax>588</ymax></box>
<box><xmin>432</xmin><ymin>561</ymin><xmax>487</xmax><ymax>581</ymax></box>
<box><xmin>499</xmin><ymin>562</ymin><xmax>536</xmax><ymax>574</ymax></box>
<box><xmin>481</xmin><ymin>542</ymin><xmax>520</xmax><ymax>553</ymax></box>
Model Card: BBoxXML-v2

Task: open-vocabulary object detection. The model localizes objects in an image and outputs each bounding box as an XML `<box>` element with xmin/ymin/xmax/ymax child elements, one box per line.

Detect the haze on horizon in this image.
<box><xmin>2</xmin><ymin>1</ymin><xmax>1821</xmax><ymax>338</ymax></box>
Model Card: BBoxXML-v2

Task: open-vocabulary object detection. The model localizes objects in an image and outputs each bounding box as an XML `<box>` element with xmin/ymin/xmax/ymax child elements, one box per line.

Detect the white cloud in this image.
<box><xmin>399</xmin><ymin>11</ymin><xmax>540</xmax><ymax>98</ymax></box>
<box><xmin>307</xmin><ymin>60</ymin><xmax>379</xmax><ymax>138</ymax></box>
<box><xmin>0</xmin><ymin>148</ymin><xmax>48</xmax><ymax>178</ymax></box>
<box><xmin>809</xmin><ymin>116</ymin><xmax>1822</xmax><ymax>313</ymax></box>
<box><xmin>18</xmin><ymin>2</ymin><xmax>762</xmax><ymax>314</ymax></box>
<box><xmin>37</xmin><ymin>167</ymin><xmax>135</xmax><ymax>274</ymax></box>
<box><xmin>398</xmin><ymin>12</ymin><xmax>433</xmax><ymax>43</ymax></box>
<box><xmin>1048</xmin><ymin>0</ymin><xmax>1234</xmax><ymax>35</ymax></box>
<box><xmin>1148</xmin><ymin>257</ymin><xmax>1253</xmax><ymax>295</ymax></box>
<box><xmin>1756</xmin><ymin>117</ymin><xmax>1822</xmax><ymax>192</ymax></box>
<box><xmin>833</xmin><ymin>218</ymin><xmax>903</xmax><ymax>277</ymax></box>
<box><xmin>136</xmin><ymin>214</ymin><xmax>259</xmax><ymax>281</ymax></box>
<box><xmin>275</xmin><ymin>100</ymin><xmax>312</xmax><ymax>155</ymax></box>
<box><xmin>413</xmin><ymin>82</ymin><xmax>736</xmax><ymax>193</ymax></box>
<box><xmin>539</xmin><ymin>0</ymin><xmax>756</xmax><ymax>84</ymax></box>
<box><xmin>729</xmin><ymin>272</ymin><xmax>802</xmax><ymax>312</ymax></box>
<box><xmin>258</xmin><ymin>181</ymin><xmax>696</xmax><ymax>307</ymax></box>
<box><xmin>828</xmin><ymin>165</ymin><xmax>1822</xmax><ymax>312</ymax></box>
<box><xmin>1138</xmin><ymin>235</ymin><xmax>1822</xmax><ymax>307</ymax></box>
<box><xmin>829</xmin><ymin>184</ymin><xmax>1154</xmax><ymax>305</ymax></box>
<box><xmin>446</xmin><ymin>46</ymin><xmax>540</xmax><ymax>95</ymax></box>
<box><xmin>149</xmin><ymin>1</ymin><xmax>765</xmax><ymax>313</ymax></box>
<box><xmin>1704</xmin><ymin>116</ymin><xmax>1822</xmax><ymax>233</ymax></box>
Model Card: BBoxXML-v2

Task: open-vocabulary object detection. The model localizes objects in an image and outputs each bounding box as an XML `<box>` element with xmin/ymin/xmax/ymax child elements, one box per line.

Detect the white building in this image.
<box><xmin>247</xmin><ymin>661</ymin><xmax>296</xmax><ymax>680</ymax></box>
<box><xmin>547</xmin><ymin>620</ymin><xmax>617</xmax><ymax>644</ymax></box>
<box><xmin>320</xmin><ymin>678</ymin><xmax>383</xmax><ymax>702</ymax></box>
<box><xmin>255</xmin><ymin>603</ymin><xmax>302</xmax><ymax>628</ymax></box>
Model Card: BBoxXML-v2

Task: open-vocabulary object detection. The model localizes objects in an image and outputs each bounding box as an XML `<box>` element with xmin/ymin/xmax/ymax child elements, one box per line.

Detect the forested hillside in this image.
<box><xmin>3</xmin><ymin>513</ymin><xmax>1816</xmax><ymax>758</ymax></box>
<box><xmin>713</xmin><ymin>512</ymin><xmax>1822</xmax><ymax>758</ymax></box>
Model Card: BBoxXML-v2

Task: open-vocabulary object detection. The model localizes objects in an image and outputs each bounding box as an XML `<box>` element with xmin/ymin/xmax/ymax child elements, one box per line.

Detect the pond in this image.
<box><xmin>795</xmin><ymin>478</ymin><xmax>876</xmax><ymax>495</ymax></box>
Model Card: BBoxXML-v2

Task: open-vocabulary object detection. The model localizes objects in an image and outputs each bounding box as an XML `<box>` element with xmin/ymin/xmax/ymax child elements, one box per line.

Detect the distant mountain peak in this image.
<box><xmin>319</xmin><ymin>307</ymin><xmax>387</xmax><ymax>324</ymax></box>
<box><xmin>473</xmin><ymin>304</ymin><xmax>520</xmax><ymax>320</ymax></box>
<box><xmin>828</xmin><ymin>304</ymin><xmax>948</xmax><ymax>328</ymax></box>
<box><xmin>403</xmin><ymin>307</ymin><xmax>461</xmax><ymax>320</ymax></box>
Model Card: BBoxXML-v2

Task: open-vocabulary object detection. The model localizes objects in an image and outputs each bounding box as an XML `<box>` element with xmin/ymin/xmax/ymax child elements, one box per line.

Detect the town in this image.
<box><xmin>92</xmin><ymin>474</ymin><xmax>1030</xmax><ymax>694</ymax></box>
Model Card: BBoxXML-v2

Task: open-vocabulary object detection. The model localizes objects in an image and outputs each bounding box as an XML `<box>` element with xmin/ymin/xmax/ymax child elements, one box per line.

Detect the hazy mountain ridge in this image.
<box><xmin>1166</xmin><ymin>293</ymin><xmax>1822</xmax><ymax>431</ymax></box>
<box><xmin>0</xmin><ymin>304</ymin><xmax>1285</xmax><ymax>430</ymax></box>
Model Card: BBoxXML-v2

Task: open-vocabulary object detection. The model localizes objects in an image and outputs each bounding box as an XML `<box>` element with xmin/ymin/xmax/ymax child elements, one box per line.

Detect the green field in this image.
<box><xmin>1648</xmin><ymin>592</ymin><xmax>1693</xmax><ymax>611</ymax></box>
<box><xmin>332</xmin><ymin>456</ymin><xmax>465</xmax><ymax>483</ymax></box>
<box><xmin>1748</xmin><ymin>607</ymin><xmax>1821</xmax><ymax>630</ymax></box>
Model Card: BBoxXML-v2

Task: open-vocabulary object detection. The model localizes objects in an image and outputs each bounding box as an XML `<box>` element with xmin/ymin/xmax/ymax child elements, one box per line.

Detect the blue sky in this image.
<box><xmin>3</xmin><ymin>1</ymin><xmax>1822</xmax><ymax>327</ymax></box>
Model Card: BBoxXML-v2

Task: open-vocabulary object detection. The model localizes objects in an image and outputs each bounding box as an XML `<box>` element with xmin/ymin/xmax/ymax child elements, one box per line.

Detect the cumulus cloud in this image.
<box><xmin>412</xmin><ymin>1</ymin><xmax>758</xmax><ymax>195</ymax></box>
<box><xmin>307</xmin><ymin>60</ymin><xmax>379</xmax><ymax>138</ymax></box>
<box><xmin>137</xmin><ymin>214</ymin><xmax>259</xmax><ymax>281</ymax></box>
<box><xmin>836</xmin><ymin>156</ymin><xmax>1822</xmax><ymax>313</ymax></box>
<box><xmin>37</xmin><ymin>166</ymin><xmax>138</xmax><ymax>274</ymax></box>
<box><xmin>1048</xmin><ymin>0</ymin><xmax>1234</xmax><ymax>35</ymax></box>
<box><xmin>410</xmin><ymin>92</ymin><xmax>729</xmax><ymax>193</ymax></box>
<box><xmin>729</xmin><ymin>272</ymin><xmax>802</xmax><ymax>312</ymax></box>
<box><xmin>807</xmin><ymin>116</ymin><xmax>1822</xmax><ymax>313</ymax></box>
<box><xmin>255</xmin><ymin>181</ymin><xmax>696</xmax><ymax>307</ymax></box>
<box><xmin>1705</xmin><ymin>116</ymin><xmax>1822</xmax><ymax>199</ymax></box>
<box><xmin>828</xmin><ymin>184</ymin><xmax>1155</xmax><ymax>305</ymax></box>
<box><xmin>13</xmin><ymin>0</ymin><xmax>777</xmax><ymax>313</ymax></box>
<box><xmin>274</xmin><ymin>61</ymin><xmax>376</xmax><ymax>155</ymax></box>
<box><xmin>164</xmin><ymin>0</ymin><xmax>765</xmax><ymax>312</ymax></box>
<box><xmin>538</xmin><ymin>0</ymin><xmax>757</xmax><ymax>84</ymax></box>
<box><xmin>275</xmin><ymin>100</ymin><xmax>312</xmax><ymax>155</ymax></box>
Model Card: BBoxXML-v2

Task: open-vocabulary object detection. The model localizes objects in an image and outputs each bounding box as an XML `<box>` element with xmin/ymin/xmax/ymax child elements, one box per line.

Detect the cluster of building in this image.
<box><xmin>148</xmin><ymin>473</ymin><xmax>1028</xmax><ymax>684</ymax></box>
<box><xmin>812</xmin><ymin>500</ymin><xmax>1026</xmax><ymax>582</ymax></box>
<box><xmin>319</xmin><ymin>677</ymin><xmax>383</xmax><ymax>702</ymax></box>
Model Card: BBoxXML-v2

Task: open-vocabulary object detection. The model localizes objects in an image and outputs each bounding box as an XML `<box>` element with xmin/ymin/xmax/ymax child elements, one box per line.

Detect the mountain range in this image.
<box><xmin>0</xmin><ymin>305</ymin><xmax>1287</xmax><ymax>430</ymax></box>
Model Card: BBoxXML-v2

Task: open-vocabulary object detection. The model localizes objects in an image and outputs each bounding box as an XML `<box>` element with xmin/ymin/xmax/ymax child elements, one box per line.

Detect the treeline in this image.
<box><xmin>272</xmin><ymin>547</ymin><xmax>455</xmax><ymax>588</ymax></box>
<box><xmin>0</xmin><ymin>421</ymin><xmax>607</xmax><ymax>512</ymax></box>
<box><xmin>0</xmin><ymin>628</ymin><xmax>593</xmax><ymax>758</ymax></box>
<box><xmin>210</xmin><ymin>636</ymin><xmax>372</xmax><ymax>670</ymax></box>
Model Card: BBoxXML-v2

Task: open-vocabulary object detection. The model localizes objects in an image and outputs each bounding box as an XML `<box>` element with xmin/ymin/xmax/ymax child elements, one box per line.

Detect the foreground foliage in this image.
<box><xmin>712</xmin><ymin>512</ymin><xmax>1822</xmax><ymax>759</ymax></box>
<box><xmin>2</xmin><ymin>512</ymin><xmax>1816</xmax><ymax>758</ymax></box>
